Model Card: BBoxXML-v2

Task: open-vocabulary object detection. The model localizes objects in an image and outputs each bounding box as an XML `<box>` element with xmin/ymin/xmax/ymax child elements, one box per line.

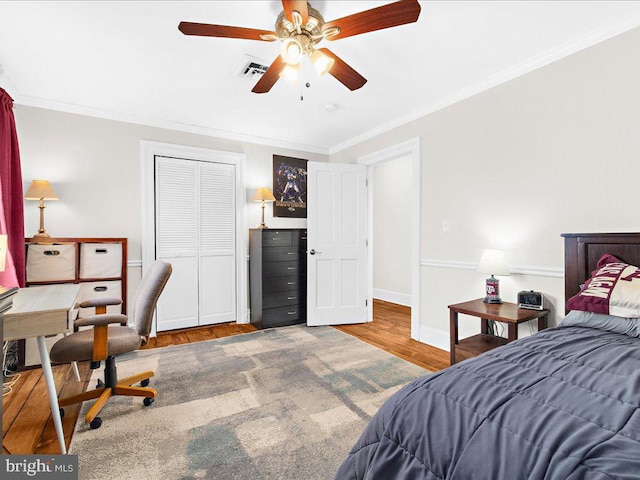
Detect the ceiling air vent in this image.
<box><xmin>238</xmin><ymin>55</ymin><xmax>269</xmax><ymax>79</ymax></box>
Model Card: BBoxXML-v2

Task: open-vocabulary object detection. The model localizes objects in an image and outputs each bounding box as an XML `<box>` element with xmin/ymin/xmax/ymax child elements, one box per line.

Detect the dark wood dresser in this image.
<box><xmin>249</xmin><ymin>228</ymin><xmax>307</xmax><ymax>328</ymax></box>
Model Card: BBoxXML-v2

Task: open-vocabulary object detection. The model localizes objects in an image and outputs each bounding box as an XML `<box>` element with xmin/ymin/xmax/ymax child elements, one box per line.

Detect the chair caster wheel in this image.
<box><xmin>143</xmin><ymin>397</ymin><xmax>154</xmax><ymax>407</ymax></box>
<box><xmin>90</xmin><ymin>417</ymin><xmax>102</xmax><ymax>429</ymax></box>
<box><xmin>59</xmin><ymin>408</ymin><xmax>65</xmax><ymax>418</ymax></box>
<box><xmin>141</xmin><ymin>379</ymin><xmax>150</xmax><ymax>387</ymax></box>
<box><xmin>96</xmin><ymin>379</ymin><xmax>104</xmax><ymax>389</ymax></box>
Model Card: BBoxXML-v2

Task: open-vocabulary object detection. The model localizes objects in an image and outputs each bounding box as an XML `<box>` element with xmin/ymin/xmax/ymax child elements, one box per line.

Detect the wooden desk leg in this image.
<box><xmin>449</xmin><ymin>309</ymin><xmax>458</xmax><ymax>366</ymax></box>
<box><xmin>507</xmin><ymin>323</ymin><xmax>518</xmax><ymax>342</ymax></box>
<box><xmin>37</xmin><ymin>336</ymin><xmax>67</xmax><ymax>455</ymax></box>
<box><xmin>538</xmin><ymin>314</ymin><xmax>547</xmax><ymax>332</ymax></box>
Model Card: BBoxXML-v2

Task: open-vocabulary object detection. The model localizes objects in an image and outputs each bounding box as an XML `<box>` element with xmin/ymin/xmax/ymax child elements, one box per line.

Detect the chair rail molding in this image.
<box><xmin>421</xmin><ymin>258</ymin><xmax>564</xmax><ymax>278</ymax></box>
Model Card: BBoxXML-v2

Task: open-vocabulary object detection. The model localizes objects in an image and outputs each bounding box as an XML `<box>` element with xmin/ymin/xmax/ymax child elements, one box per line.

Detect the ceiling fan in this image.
<box><xmin>178</xmin><ymin>0</ymin><xmax>421</xmax><ymax>94</ymax></box>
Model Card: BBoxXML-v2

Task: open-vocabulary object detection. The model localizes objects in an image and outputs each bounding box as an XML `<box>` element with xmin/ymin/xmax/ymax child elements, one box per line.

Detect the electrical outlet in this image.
<box><xmin>442</xmin><ymin>219</ymin><xmax>451</xmax><ymax>232</ymax></box>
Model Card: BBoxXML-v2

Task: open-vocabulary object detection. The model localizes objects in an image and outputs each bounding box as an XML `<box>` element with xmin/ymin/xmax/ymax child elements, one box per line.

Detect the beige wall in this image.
<box><xmin>14</xmin><ymin>25</ymin><xmax>640</xmax><ymax>349</ymax></box>
<box><xmin>331</xmin><ymin>26</ymin><xmax>640</xmax><ymax>349</ymax></box>
<box><xmin>15</xmin><ymin>106</ymin><xmax>327</xmax><ymax>308</ymax></box>
<box><xmin>372</xmin><ymin>155</ymin><xmax>412</xmax><ymax>304</ymax></box>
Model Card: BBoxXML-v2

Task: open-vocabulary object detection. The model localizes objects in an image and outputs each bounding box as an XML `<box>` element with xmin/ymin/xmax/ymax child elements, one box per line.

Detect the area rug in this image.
<box><xmin>70</xmin><ymin>325</ymin><xmax>430</xmax><ymax>480</ymax></box>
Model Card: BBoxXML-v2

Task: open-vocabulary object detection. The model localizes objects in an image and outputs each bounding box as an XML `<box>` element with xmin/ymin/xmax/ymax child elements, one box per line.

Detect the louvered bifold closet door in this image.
<box><xmin>155</xmin><ymin>156</ymin><xmax>200</xmax><ymax>331</ymax></box>
<box><xmin>199</xmin><ymin>161</ymin><xmax>236</xmax><ymax>324</ymax></box>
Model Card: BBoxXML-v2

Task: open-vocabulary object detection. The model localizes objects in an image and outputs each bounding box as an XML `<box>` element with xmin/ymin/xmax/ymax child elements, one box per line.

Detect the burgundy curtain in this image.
<box><xmin>0</xmin><ymin>88</ymin><xmax>25</xmax><ymax>288</ymax></box>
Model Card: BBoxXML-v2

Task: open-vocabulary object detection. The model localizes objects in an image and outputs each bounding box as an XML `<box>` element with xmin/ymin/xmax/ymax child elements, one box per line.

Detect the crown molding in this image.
<box><xmin>11</xmin><ymin>92</ymin><xmax>329</xmax><ymax>156</ymax></box>
<box><xmin>329</xmin><ymin>15</ymin><xmax>640</xmax><ymax>155</ymax></box>
<box><xmin>6</xmin><ymin>13</ymin><xmax>640</xmax><ymax>158</ymax></box>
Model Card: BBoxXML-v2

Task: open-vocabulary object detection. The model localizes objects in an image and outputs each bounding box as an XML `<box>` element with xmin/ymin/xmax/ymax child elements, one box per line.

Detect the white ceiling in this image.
<box><xmin>1</xmin><ymin>1</ymin><xmax>640</xmax><ymax>154</ymax></box>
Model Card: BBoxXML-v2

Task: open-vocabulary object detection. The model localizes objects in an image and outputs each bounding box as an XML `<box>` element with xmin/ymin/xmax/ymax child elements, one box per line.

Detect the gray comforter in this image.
<box><xmin>335</xmin><ymin>325</ymin><xmax>640</xmax><ymax>479</ymax></box>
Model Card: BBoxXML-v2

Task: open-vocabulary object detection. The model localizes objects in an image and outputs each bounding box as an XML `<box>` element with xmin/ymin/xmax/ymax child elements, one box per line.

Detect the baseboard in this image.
<box><xmin>419</xmin><ymin>326</ymin><xmax>450</xmax><ymax>352</ymax></box>
<box><xmin>373</xmin><ymin>288</ymin><xmax>411</xmax><ymax>307</ymax></box>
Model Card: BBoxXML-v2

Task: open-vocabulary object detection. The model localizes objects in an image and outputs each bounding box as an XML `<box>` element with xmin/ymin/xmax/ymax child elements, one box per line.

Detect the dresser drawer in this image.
<box><xmin>263</xmin><ymin>275</ymin><xmax>304</xmax><ymax>294</ymax></box>
<box><xmin>79</xmin><ymin>243</ymin><xmax>123</xmax><ymax>279</ymax></box>
<box><xmin>263</xmin><ymin>260</ymin><xmax>305</xmax><ymax>277</ymax></box>
<box><xmin>26</xmin><ymin>243</ymin><xmax>77</xmax><ymax>282</ymax></box>
<box><xmin>292</xmin><ymin>229</ymin><xmax>307</xmax><ymax>247</ymax></box>
<box><xmin>263</xmin><ymin>289</ymin><xmax>305</xmax><ymax>309</ymax></box>
<box><xmin>262</xmin><ymin>304</ymin><xmax>306</xmax><ymax>328</ymax></box>
<box><xmin>262</xmin><ymin>230</ymin><xmax>292</xmax><ymax>247</ymax></box>
<box><xmin>263</xmin><ymin>246</ymin><xmax>305</xmax><ymax>263</ymax></box>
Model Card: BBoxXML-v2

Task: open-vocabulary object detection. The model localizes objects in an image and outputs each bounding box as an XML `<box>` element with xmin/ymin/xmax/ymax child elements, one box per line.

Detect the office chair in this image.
<box><xmin>50</xmin><ymin>260</ymin><xmax>172</xmax><ymax>429</ymax></box>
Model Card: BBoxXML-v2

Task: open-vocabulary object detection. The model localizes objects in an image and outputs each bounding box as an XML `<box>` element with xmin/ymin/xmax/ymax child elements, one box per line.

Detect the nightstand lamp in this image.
<box><xmin>477</xmin><ymin>249</ymin><xmax>510</xmax><ymax>304</ymax></box>
<box><xmin>252</xmin><ymin>187</ymin><xmax>276</xmax><ymax>229</ymax></box>
<box><xmin>24</xmin><ymin>179</ymin><xmax>58</xmax><ymax>238</ymax></box>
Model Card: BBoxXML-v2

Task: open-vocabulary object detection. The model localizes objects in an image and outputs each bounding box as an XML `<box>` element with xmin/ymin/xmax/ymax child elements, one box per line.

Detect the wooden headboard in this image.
<box><xmin>562</xmin><ymin>232</ymin><xmax>640</xmax><ymax>310</ymax></box>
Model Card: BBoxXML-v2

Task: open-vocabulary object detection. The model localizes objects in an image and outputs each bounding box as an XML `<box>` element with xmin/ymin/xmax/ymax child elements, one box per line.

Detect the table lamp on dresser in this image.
<box><xmin>24</xmin><ymin>179</ymin><xmax>58</xmax><ymax>238</ymax></box>
<box><xmin>253</xmin><ymin>187</ymin><xmax>276</xmax><ymax>229</ymax></box>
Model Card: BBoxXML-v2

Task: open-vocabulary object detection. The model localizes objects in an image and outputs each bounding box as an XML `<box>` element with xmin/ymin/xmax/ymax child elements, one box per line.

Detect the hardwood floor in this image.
<box><xmin>337</xmin><ymin>299</ymin><xmax>449</xmax><ymax>372</ymax></box>
<box><xmin>2</xmin><ymin>300</ymin><xmax>448</xmax><ymax>455</ymax></box>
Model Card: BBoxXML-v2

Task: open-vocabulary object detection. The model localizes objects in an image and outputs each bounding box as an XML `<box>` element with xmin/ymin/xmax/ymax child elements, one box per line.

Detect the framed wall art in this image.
<box><xmin>272</xmin><ymin>155</ymin><xmax>307</xmax><ymax>218</ymax></box>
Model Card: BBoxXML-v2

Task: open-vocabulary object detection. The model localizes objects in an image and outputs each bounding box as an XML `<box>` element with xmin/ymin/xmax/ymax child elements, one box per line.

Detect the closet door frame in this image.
<box><xmin>140</xmin><ymin>141</ymin><xmax>247</xmax><ymax>337</ymax></box>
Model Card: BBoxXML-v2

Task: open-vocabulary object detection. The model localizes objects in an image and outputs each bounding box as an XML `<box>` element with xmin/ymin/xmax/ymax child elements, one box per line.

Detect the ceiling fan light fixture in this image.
<box><xmin>311</xmin><ymin>49</ymin><xmax>334</xmax><ymax>76</ymax></box>
<box><xmin>321</xmin><ymin>26</ymin><xmax>341</xmax><ymax>39</ymax></box>
<box><xmin>280</xmin><ymin>38</ymin><xmax>303</xmax><ymax>65</ymax></box>
<box><xmin>279</xmin><ymin>63</ymin><xmax>300</xmax><ymax>82</ymax></box>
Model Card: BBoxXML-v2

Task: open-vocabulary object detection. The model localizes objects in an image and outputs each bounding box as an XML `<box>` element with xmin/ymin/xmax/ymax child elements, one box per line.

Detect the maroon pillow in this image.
<box><xmin>567</xmin><ymin>254</ymin><xmax>640</xmax><ymax>317</ymax></box>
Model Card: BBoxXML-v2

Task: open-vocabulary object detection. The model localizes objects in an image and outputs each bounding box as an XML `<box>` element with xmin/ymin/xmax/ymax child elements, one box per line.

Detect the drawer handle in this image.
<box><xmin>287</xmin><ymin>252</ymin><xmax>296</xmax><ymax>255</ymax></box>
<box><xmin>287</xmin><ymin>267</ymin><xmax>295</xmax><ymax>270</ymax></box>
<box><xmin>94</xmin><ymin>248</ymin><xmax>108</xmax><ymax>254</ymax></box>
<box><xmin>287</xmin><ymin>296</ymin><xmax>296</xmax><ymax>300</ymax></box>
<box><xmin>287</xmin><ymin>282</ymin><xmax>296</xmax><ymax>285</ymax></box>
<box><xmin>44</xmin><ymin>250</ymin><xmax>60</xmax><ymax>256</ymax></box>
<box><xmin>287</xmin><ymin>311</ymin><xmax>297</xmax><ymax>315</ymax></box>
<box><xmin>93</xmin><ymin>286</ymin><xmax>108</xmax><ymax>292</ymax></box>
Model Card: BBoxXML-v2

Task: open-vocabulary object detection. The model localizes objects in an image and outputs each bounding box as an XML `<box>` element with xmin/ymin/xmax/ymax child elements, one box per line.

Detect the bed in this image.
<box><xmin>335</xmin><ymin>233</ymin><xmax>640</xmax><ymax>480</ymax></box>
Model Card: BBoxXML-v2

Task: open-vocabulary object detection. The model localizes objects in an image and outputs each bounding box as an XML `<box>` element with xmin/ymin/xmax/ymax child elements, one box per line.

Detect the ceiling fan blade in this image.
<box><xmin>323</xmin><ymin>0</ymin><xmax>421</xmax><ymax>41</ymax></box>
<box><xmin>319</xmin><ymin>48</ymin><xmax>367</xmax><ymax>91</ymax></box>
<box><xmin>282</xmin><ymin>0</ymin><xmax>309</xmax><ymax>25</ymax></box>
<box><xmin>178</xmin><ymin>22</ymin><xmax>277</xmax><ymax>41</ymax></box>
<box><xmin>252</xmin><ymin>56</ymin><xmax>287</xmax><ymax>94</ymax></box>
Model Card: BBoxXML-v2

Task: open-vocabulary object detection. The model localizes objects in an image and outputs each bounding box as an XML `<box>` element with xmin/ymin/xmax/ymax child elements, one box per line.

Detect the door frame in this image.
<box><xmin>357</xmin><ymin>137</ymin><xmax>421</xmax><ymax>341</ymax></box>
<box><xmin>140</xmin><ymin>141</ymin><xmax>247</xmax><ymax>337</ymax></box>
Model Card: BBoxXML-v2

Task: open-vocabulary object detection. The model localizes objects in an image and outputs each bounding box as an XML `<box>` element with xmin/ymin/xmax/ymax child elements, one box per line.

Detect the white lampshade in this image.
<box><xmin>477</xmin><ymin>249</ymin><xmax>510</xmax><ymax>276</ymax></box>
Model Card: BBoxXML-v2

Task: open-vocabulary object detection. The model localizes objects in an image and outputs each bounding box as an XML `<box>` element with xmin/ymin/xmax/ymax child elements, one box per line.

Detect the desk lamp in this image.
<box><xmin>477</xmin><ymin>249</ymin><xmax>510</xmax><ymax>304</ymax></box>
<box><xmin>24</xmin><ymin>180</ymin><xmax>58</xmax><ymax>238</ymax></box>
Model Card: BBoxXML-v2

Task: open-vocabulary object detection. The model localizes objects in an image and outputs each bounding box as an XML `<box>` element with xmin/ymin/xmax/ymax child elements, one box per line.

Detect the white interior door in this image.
<box><xmin>307</xmin><ymin>162</ymin><xmax>368</xmax><ymax>326</ymax></box>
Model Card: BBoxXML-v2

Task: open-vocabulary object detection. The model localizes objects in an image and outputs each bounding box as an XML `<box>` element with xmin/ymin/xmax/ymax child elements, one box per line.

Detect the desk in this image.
<box><xmin>4</xmin><ymin>284</ymin><xmax>80</xmax><ymax>454</ymax></box>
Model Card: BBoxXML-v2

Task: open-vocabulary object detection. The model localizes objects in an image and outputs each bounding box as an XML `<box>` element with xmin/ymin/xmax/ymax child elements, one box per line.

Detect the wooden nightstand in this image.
<box><xmin>448</xmin><ymin>299</ymin><xmax>549</xmax><ymax>365</ymax></box>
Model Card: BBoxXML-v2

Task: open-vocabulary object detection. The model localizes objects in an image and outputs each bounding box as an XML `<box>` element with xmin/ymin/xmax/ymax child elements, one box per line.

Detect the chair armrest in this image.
<box><xmin>77</xmin><ymin>297</ymin><xmax>123</xmax><ymax>309</ymax></box>
<box><xmin>76</xmin><ymin>313</ymin><xmax>128</xmax><ymax>328</ymax></box>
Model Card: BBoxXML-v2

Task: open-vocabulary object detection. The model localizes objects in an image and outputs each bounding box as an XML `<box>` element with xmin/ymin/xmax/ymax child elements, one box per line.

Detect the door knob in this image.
<box><xmin>309</xmin><ymin>249</ymin><xmax>322</xmax><ymax>255</ymax></box>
